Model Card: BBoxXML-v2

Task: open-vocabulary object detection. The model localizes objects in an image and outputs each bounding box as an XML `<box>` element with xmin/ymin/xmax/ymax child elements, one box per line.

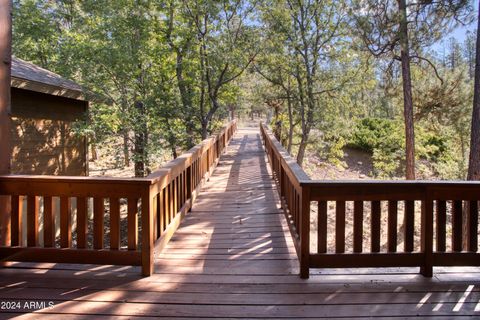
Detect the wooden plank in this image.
<box><xmin>353</xmin><ymin>200</ymin><xmax>363</xmax><ymax>253</ymax></box>
<box><xmin>76</xmin><ymin>197</ymin><xmax>87</xmax><ymax>249</ymax></box>
<box><xmin>93</xmin><ymin>198</ymin><xmax>104</xmax><ymax>250</ymax></box>
<box><xmin>43</xmin><ymin>196</ymin><xmax>54</xmax><ymax>248</ymax></box>
<box><xmin>452</xmin><ymin>200</ymin><xmax>463</xmax><ymax>252</ymax></box>
<box><xmin>317</xmin><ymin>202</ymin><xmax>327</xmax><ymax>254</ymax></box>
<box><xmin>0</xmin><ymin>247</ymin><xmax>141</xmax><ymax>266</ymax></box>
<box><xmin>310</xmin><ymin>252</ymin><xmax>423</xmax><ymax>268</ymax></box>
<box><xmin>128</xmin><ymin>198</ymin><xmax>138</xmax><ymax>250</ymax></box>
<box><xmin>467</xmin><ymin>200</ymin><xmax>478</xmax><ymax>252</ymax></box>
<box><xmin>3</xmin><ymin>287</ymin><xmax>480</xmax><ymax>306</ymax></box>
<box><xmin>0</xmin><ymin>178</ymin><xmax>150</xmax><ymax>199</ymax></box>
<box><xmin>110</xmin><ymin>197</ymin><xmax>120</xmax><ymax>250</ymax></box>
<box><xmin>404</xmin><ymin>200</ymin><xmax>415</xmax><ymax>252</ymax></box>
<box><xmin>3</xmin><ymin>300</ymin><xmax>480</xmax><ymax>318</ymax></box>
<box><xmin>60</xmin><ymin>196</ymin><xmax>71</xmax><ymax>248</ymax></box>
<box><xmin>387</xmin><ymin>200</ymin><xmax>397</xmax><ymax>252</ymax></box>
<box><xmin>27</xmin><ymin>195</ymin><xmax>38</xmax><ymax>247</ymax></box>
<box><xmin>10</xmin><ymin>195</ymin><xmax>21</xmax><ymax>246</ymax></box>
<box><xmin>335</xmin><ymin>200</ymin><xmax>345</xmax><ymax>254</ymax></box>
<box><xmin>371</xmin><ymin>200</ymin><xmax>381</xmax><ymax>253</ymax></box>
<box><xmin>433</xmin><ymin>252</ymin><xmax>480</xmax><ymax>266</ymax></box>
<box><xmin>436</xmin><ymin>200</ymin><xmax>446</xmax><ymax>252</ymax></box>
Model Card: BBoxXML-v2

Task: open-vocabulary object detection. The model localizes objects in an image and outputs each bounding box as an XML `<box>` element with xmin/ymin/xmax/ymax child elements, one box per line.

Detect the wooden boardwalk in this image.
<box><xmin>0</xmin><ymin>125</ymin><xmax>479</xmax><ymax>318</ymax></box>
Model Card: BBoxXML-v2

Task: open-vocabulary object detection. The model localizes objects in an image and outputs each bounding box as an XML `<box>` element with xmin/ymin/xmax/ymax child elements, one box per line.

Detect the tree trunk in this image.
<box><xmin>90</xmin><ymin>140</ymin><xmax>98</xmax><ymax>161</ymax></box>
<box><xmin>134</xmin><ymin>101</ymin><xmax>147</xmax><ymax>177</ymax></box>
<box><xmin>122</xmin><ymin>130</ymin><xmax>129</xmax><ymax>167</ymax></box>
<box><xmin>201</xmin><ymin>119</ymin><xmax>208</xmax><ymax>140</ymax></box>
<box><xmin>0</xmin><ymin>0</ymin><xmax>12</xmax><ymax>246</ymax></box>
<box><xmin>287</xmin><ymin>94</ymin><xmax>294</xmax><ymax>154</ymax></box>
<box><xmin>468</xmin><ymin>4</ymin><xmax>480</xmax><ymax>180</ymax></box>
<box><xmin>398</xmin><ymin>0</ymin><xmax>416</xmax><ymax>180</ymax></box>
<box><xmin>175</xmin><ymin>51</ymin><xmax>195</xmax><ymax>149</ymax></box>
<box><xmin>165</xmin><ymin>118</ymin><xmax>178</xmax><ymax>159</ymax></box>
<box><xmin>296</xmin><ymin>132</ymin><xmax>309</xmax><ymax>166</ymax></box>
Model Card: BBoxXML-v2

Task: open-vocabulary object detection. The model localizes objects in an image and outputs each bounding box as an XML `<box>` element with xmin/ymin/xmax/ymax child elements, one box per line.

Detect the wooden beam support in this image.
<box><xmin>0</xmin><ymin>0</ymin><xmax>12</xmax><ymax>246</ymax></box>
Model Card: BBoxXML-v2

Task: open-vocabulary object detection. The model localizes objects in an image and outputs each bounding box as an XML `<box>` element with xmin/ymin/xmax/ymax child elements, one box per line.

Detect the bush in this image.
<box><xmin>348</xmin><ymin>117</ymin><xmax>453</xmax><ymax>178</ymax></box>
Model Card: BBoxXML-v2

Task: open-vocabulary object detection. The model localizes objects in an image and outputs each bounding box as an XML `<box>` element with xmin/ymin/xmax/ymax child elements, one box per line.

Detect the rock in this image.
<box><xmin>357</xmin><ymin>161</ymin><xmax>363</xmax><ymax>165</ymax></box>
<box><xmin>359</xmin><ymin>174</ymin><xmax>366</xmax><ymax>179</ymax></box>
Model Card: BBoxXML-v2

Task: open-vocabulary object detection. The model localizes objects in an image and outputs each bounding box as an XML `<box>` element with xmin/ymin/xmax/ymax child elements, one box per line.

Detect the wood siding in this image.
<box><xmin>10</xmin><ymin>87</ymin><xmax>88</xmax><ymax>176</ymax></box>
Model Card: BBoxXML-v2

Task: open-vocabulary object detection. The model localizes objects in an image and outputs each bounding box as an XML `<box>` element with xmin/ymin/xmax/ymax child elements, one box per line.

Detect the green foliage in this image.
<box><xmin>11</xmin><ymin>0</ymin><xmax>476</xmax><ymax>180</ymax></box>
<box><xmin>348</xmin><ymin>118</ymin><xmax>403</xmax><ymax>177</ymax></box>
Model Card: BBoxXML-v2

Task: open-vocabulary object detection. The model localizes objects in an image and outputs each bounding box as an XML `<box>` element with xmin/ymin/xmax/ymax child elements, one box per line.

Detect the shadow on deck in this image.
<box><xmin>0</xmin><ymin>127</ymin><xmax>479</xmax><ymax>318</ymax></box>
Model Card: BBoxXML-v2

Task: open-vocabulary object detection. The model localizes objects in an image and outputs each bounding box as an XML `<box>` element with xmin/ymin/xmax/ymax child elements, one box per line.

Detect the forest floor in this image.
<box><xmin>303</xmin><ymin>146</ymin><xmax>374</xmax><ymax>180</ymax></box>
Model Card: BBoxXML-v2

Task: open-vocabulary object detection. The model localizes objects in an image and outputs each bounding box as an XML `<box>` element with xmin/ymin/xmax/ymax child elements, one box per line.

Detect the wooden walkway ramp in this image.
<box><xmin>0</xmin><ymin>125</ymin><xmax>479</xmax><ymax>318</ymax></box>
<box><xmin>156</xmin><ymin>125</ymin><xmax>298</xmax><ymax>276</ymax></box>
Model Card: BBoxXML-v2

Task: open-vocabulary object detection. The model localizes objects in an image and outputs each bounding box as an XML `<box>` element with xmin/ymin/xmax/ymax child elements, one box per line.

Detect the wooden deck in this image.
<box><xmin>0</xmin><ymin>125</ymin><xmax>479</xmax><ymax>318</ymax></box>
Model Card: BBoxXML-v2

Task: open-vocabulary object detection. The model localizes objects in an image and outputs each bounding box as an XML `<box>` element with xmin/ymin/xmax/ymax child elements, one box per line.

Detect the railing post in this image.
<box><xmin>300</xmin><ymin>185</ymin><xmax>310</xmax><ymax>279</ymax></box>
<box><xmin>142</xmin><ymin>186</ymin><xmax>153</xmax><ymax>276</ymax></box>
<box><xmin>420</xmin><ymin>188</ymin><xmax>433</xmax><ymax>277</ymax></box>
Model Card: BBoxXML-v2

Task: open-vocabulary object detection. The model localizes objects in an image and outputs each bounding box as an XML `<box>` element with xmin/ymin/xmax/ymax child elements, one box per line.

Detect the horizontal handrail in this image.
<box><xmin>260</xmin><ymin>122</ymin><xmax>480</xmax><ymax>279</ymax></box>
<box><xmin>0</xmin><ymin>120</ymin><xmax>237</xmax><ymax>276</ymax></box>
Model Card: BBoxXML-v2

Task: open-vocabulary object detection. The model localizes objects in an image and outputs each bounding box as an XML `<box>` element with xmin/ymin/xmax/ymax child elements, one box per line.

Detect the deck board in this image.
<box><xmin>1</xmin><ymin>126</ymin><xmax>479</xmax><ymax>318</ymax></box>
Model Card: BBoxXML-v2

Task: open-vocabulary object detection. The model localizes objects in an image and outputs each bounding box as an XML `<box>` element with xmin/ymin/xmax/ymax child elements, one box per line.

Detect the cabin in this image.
<box><xmin>10</xmin><ymin>57</ymin><xmax>88</xmax><ymax>176</ymax></box>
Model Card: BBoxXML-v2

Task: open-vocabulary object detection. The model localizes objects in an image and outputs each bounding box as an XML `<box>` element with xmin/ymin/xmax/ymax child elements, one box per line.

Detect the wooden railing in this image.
<box><xmin>0</xmin><ymin>120</ymin><xmax>237</xmax><ymax>276</ymax></box>
<box><xmin>261</xmin><ymin>123</ymin><xmax>479</xmax><ymax>279</ymax></box>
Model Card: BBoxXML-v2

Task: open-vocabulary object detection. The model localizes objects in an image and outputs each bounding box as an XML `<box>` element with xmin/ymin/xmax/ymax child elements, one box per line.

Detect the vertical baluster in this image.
<box><xmin>128</xmin><ymin>198</ymin><xmax>138</xmax><ymax>250</ymax></box>
<box><xmin>300</xmin><ymin>186</ymin><xmax>311</xmax><ymax>279</ymax></box>
<box><xmin>60</xmin><ymin>196</ymin><xmax>71</xmax><ymax>248</ymax></box>
<box><xmin>353</xmin><ymin>201</ymin><xmax>363</xmax><ymax>253</ymax></box>
<box><xmin>371</xmin><ymin>201</ymin><xmax>381</xmax><ymax>253</ymax></box>
<box><xmin>76</xmin><ymin>197</ymin><xmax>87</xmax><ymax>249</ymax></box>
<box><xmin>93</xmin><ymin>198</ymin><xmax>104</xmax><ymax>249</ymax></box>
<box><xmin>175</xmin><ymin>176</ymin><xmax>179</xmax><ymax>214</ymax></box>
<box><xmin>436</xmin><ymin>200</ymin><xmax>447</xmax><ymax>252</ymax></box>
<box><xmin>336</xmin><ymin>201</ymin><xmax>346</xmax><ymax>253</ymax></box>
<box><xmin>294</xmin><ymin>189</ymin><xmax>298</xmax><ymax>230</ymax></box>
<box><xmin>27</xmin><ymin>196</ymin><xmax>39</xmax><ymax>247</ymax></box>
<box><xmin>165</xmin><ymin>185</ymin><xmax>170</xmax><ymax>226</ymax></box>
<box><xmin>110</xmin><ymin>197</ymin><xmax>120</xmax><ymax>250</ymax></box>
<box><xmin>294</xmin><ymin>186</ymin><xmax>297</xmax><ymax>229</ymax></box>
<box><xmin>169</xmin><ymin>182</ymin><xmax>174</xmax><ymax>221</ymax></box>
<box><xmin>152</xmin><ymin>194</ymin><xmax>158</xmax><ymax>240</ymax></box>
<box><xmin>180</xmin><ymin>172</ymin><xmax>184</xmax><ymax>207</ymax></box>
<box><xmin>467</xmin><ymin>200</ymin><xmax>478</xmax><ymax>252</ymax></box>
<box><xmin>10</xmin><ymin>195</ymin><xmax>22</xmax><ymax>246</ymax></box>
<box><xmin>195</xmin><ymin>160</ymin><xmax>198</xmax><ymax>186</ymax></box>
<box><xmin>43</xmin><ymin>196</ymin><xmax>54</xmax><ymax>248</ymax></box>
<box><xmin>297</xmin><ymin>192</ymin><xmax>301</xmax><ymax>233</ymax></box>
<box><xmin>404</xmin><ymin>200</ymin><xmax>415</xmax><ymax>252</ymax></box>
<box><xmin>161</xmin><ymin>188</ymin><xmax>166</xmax><ymax>231</ymax></box>
<box><xmin>387</xmin><ymin>200</ymin><xmax>398</xmax><ymax>252</ymax></box>
<box><xmin>187</xmin><ymin>166</ymin><xmax>192</xmax><ymax>202</ymax></box>
<box><xmin>452</xmin><ymin>200</ymin><xmax>463</xmax><ymax>252</ymax></box>
<box><xmin>156</xmin><ymin>193</ymin><xmax>161</xmax><ymax>238</ymax></box>
<box><xmin>317</xmin><ymin>201</ymin><xmax>327</xmax><ymax>253</ymax></box>
<box><xmin>420</xmin><ymin>198</ymin><xmax>433</xmax><ymax>277</ymax></box>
